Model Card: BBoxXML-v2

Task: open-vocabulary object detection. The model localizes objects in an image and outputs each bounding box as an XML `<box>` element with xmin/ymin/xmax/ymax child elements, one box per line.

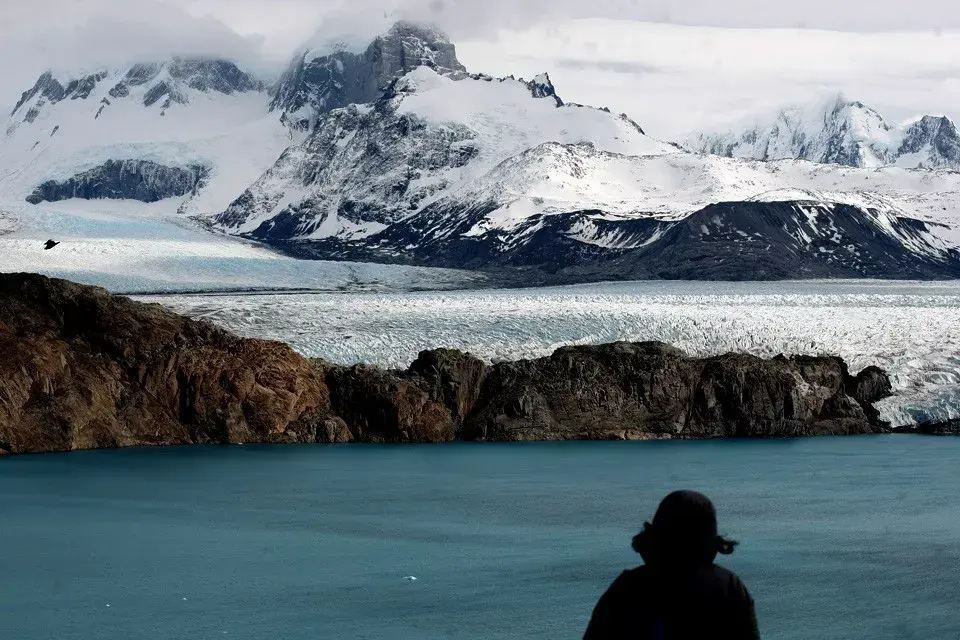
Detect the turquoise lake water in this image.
<box><xmin>1</xmin><ymin>438</ymin><xmax>958</xmax><ymax>639</ymax></box>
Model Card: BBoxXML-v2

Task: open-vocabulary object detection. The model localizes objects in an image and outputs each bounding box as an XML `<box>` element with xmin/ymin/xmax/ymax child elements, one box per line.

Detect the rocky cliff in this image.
<box><xmin>270</xmin><ymin>21</ymin><xmax>467</xmax><ymax>132</ymax></box>
<box><xmin>26</xmin><ymin>160</ymin><xmax>209</xmax><ymax>204</ymax></box>
<box><xmin>0</xmin><ymin>274</ymin><xmax>892</xmax><ymax>455</ymax></box>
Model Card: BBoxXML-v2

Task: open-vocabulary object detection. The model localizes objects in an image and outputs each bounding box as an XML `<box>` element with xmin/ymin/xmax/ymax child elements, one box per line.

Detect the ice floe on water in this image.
<box><xmin>149</xmin><ymin>279</ymin><xmax>960</xmax><ymax>428</ymax></box>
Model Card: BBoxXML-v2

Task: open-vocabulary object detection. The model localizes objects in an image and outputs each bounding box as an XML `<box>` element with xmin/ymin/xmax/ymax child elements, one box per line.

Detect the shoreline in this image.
<box><xmin>2</xmin><ymin>431</ymin><xmax>933</xmax><ymax>459</ymax></box>
<box><xmin>0</xmin><ymin>273</ymin><xmax>904</xmax><ymax>455</ymax></box>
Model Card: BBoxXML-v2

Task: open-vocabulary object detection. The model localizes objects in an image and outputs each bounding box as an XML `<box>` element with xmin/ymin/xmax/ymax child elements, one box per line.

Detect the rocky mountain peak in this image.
<box><xmin>821</xmin><ymin>95</ymin><xmax>889</xmax><ymax>132</ymax></box>
<box><xmin>8</xmin><ymin>58</ymin><xmax>263</xmax><ymax>127</ymax></box>
<box><xmin>270</xmin><ymin>21</ymin><xmax>467</xmax><ymax>131</ymax></box>
<box><xmin>11</xmin><ymin>71</ymin><xmax>109</xmax><ymax>122</ymax></box>
<box><xmin>523</xmin><ymin>73</ymin><xmax>563</xmax><ymax>106</ymax></box>
<box><xmin>106</xmin><ymin>58</ymin><xmax>263</xmax><ymax>108</ymax></box>
<box><xmin>898</xmin><ymin>114</ymin><xmax>960</xmax><ymax>168</ymax></box>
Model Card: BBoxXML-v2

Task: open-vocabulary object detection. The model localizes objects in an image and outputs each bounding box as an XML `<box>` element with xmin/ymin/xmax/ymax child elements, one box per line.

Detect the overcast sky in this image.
<box><xmin>3</xmin><ymin>0</ymin><xmax>959</xmax><ymax>137</ymax></box>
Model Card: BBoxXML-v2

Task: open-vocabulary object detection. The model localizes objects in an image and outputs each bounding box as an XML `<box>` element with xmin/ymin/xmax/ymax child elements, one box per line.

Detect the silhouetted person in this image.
<box><xmin>43</xmin><ymin>239</ymin><xmax>59</xmax><ymax>250</ymax></box>
<box><xmin>584</xmin><ymin>490</ymin><xmax>760</xmax><ymax>639</ymax></box>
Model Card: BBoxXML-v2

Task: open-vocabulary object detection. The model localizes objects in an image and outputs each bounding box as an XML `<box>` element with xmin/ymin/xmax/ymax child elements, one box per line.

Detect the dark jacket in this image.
<box><xmin>583</xmin><ymin>563</ymin><xmax>759</xmax><ymax>639</ymax></box>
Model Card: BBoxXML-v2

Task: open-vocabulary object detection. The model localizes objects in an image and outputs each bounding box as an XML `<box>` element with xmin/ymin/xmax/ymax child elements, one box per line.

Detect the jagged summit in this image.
<box><xmin>899</xmin><ymin>115</ymin><xmax>960</xmax><ymax>168</ymax></box>
<box><xmin>270</xmin><ymin>21</ymin><xmax>467</xmax><ymax>131</ymax></box>
<box><xmin>523</xmin><ymin>73</ymin><xmax>563</xmax><ymax>107</ymax></box>
<box><xmin>10</xmin><ymin>58</ymin><xmax>264</xmax><ymax>126</ymax></box>
<box><xmin>688</xmin><ymin>95</ymin><xmax>960</xmax><ymax>170</ymax></box>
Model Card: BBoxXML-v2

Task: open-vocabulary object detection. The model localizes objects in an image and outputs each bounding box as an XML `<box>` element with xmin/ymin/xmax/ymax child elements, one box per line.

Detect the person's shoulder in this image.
<box><xmin>710</xmin><ymin>564</ymin><xmax>755</xmax><ymax>604</ymax></box>
<box><xmin>614</xmin><ymin>565</ymin><xmax>651</xmax><ymax>584</ymax></box>
<box><xmin>606</xmin><ymin>566</ymin><xmax>652</xmax><ymax>594</ymax></box>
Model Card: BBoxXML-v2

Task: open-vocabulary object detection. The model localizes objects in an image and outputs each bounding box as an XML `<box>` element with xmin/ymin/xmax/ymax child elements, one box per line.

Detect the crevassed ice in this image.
<box><xmin>147</xmin><ymin>280</ymin><xmax>960</xmax><ymax>428</ymax></box>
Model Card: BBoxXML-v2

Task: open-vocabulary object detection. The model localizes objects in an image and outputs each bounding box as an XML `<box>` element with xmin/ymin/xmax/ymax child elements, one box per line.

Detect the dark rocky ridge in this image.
<box><xmin>269</xmin><ymin>199</ymin><xmax>960</xmax><ymax>281</ymax></box>
<box><xmin>599</xmin><ymin>200</ymin><xmax>960</xmax><ymax>281</ymax></box>
<box><xmin>26</xmin><ymin>160</ymin><xmax>209</xmax><ymax>204</ymax></box>
<box><xmin>0</xmin><ymin>273</ymin><xmax>894</xmax><ymax>455</ymax></box>
<box><xmin>12</xmin><ymin>71</ymin><xmax>109</xmax><ymax>120</ymax></box>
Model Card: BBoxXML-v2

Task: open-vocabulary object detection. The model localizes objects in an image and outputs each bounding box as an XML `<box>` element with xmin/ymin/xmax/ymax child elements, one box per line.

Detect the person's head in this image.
<box><xmin>631</xmin><ymin>490</ymin><xmax>738</xmax><ymax>568</ymax></box>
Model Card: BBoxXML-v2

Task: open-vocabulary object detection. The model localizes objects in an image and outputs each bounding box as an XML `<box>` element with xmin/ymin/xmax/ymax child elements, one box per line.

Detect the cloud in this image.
<box><xmin>308</xmin><ymin>0</ymin><xmax>960</xmax><ymax>36</ymax></box>
<box><xmin>455</xmin><ymin>20</ymin><xmax>960</xmax><ymax>138</ymax></box>
<box><xmin>553</xmin><ymin>59</ymin><xmax>662</xmax><ymax>75</ymax></box>
<box><xmin>3</xmin><ymin>0</ymin><xmax>960</xmax><ymax>136</ymax></box>
<box><xmin>4</xmin><ymin>1</ymin><xmax>264</xmax><ymax>66</ymax></box>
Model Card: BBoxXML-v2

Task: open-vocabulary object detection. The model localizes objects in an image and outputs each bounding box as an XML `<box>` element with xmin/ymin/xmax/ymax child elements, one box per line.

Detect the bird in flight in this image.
<box><xmin>44</xmin><ymin>239</ymin><xmax>59</xmax><ymax>250</ymax></box>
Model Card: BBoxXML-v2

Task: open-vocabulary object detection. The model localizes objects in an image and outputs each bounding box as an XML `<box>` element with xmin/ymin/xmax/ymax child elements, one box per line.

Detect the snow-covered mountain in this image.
<box><xmin>5</xmin><ymin>23</ymin><xmax>960</xmax><ymax>282</ymax></box>
<box><xmin>1</xmin><ymin>57</ymin><xmax>293</xmax><ymax>214</ymax></box>
<box><xmin>217</xmin><ymin>66</ymin><xmax>674</xmax><ymax>243</ymax></box>
<box><xmin>687</xmin><ymin>95</ymin><xmax>960</xmax><ymax>170</ymax></box>
<box><xmin>212</xmin><ymin>62</ymin><xmax>960</xmax><ymax>278</ymax></box>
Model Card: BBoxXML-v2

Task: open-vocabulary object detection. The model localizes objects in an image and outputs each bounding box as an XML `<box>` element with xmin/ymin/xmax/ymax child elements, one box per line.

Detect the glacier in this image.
<box><xmin>149</xmin><ymin>280</ymin><xmax>960</xmax><ymax>428</ymax></box>
<box><xmin>0</xmin><ymin>199</ymin><xmax>481</xmax><ymax>293</ymax></box>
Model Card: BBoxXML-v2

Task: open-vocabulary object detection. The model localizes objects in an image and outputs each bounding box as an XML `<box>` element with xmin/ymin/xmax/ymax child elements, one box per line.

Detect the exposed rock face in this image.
<box><xmin>11</xmin><ymin>71</ymin><xmax>110</xmax><ymax>121</ymax></box>
<box><xmin>26</xmin><ymin>160</ymin><xmax>209</xmax><ymax>204</ymax></box>
<box><xmin>460</xmin><ymin>344</ymin><xmax>888</xmax><ymax>441</ymax></box>
<box><xmin>271</xmin><ymin>21</ymin><xmax>466</xmax><ymax>131</ymax></box>
<box><xmin>272</xmin><ymin>197</ymin><xmax>960</xmax><ymax>282</ymax></box>
<box><xmin>599</xmin><ymin>201</ymin><xmax>960</xmax><ymax>281</ymax></box>
<box><xmin>0</xmin><ymin>273</ymin><xmax>329</xmax><ymax>454</ymax></box>
<box><xmin>523</xmin><ymin>73</ymin><xmax>563</xmax><ymax>106</ymax></box>
<box><xmin>325</xmin><ymin>364</ymin><xmax>454</xmax><ymax>443</ymax></box>
<box><xmin>218</xmin><ymin>94</ymin><xmax>482</xmax><ymax>237</ymax></box>
<box><xmin>849</xmin><ymin>365</ymin><xmax>894</xmax><ymax>405</ymax></box>
<box><xmin>408</xmin><ymin>348</ymin><xmax>489</xmax><ymax>425</ymax></box>
<box><xmin>0</xmin><ymin>274</ymin><xmax>892</xmax><ymax>455</ymax></box>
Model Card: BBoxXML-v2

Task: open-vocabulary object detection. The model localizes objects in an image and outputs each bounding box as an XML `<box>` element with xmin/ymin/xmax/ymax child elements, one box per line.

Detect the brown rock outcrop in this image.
<box><xmin>0</xmin><ymin>274</ymin><xmax>893</xmax><ymax>455</ymax></box>
<box><xmin>460</xmin><ymin>344</ymin><xmax>889</xmax><ymax>441</ymax></box>
<box><xmin>407</xmin><ymin>348</ymin><xmax>489</xmax><ymax>426</ymax></box>
<box><xmin>324</xmin><ymin>364</ymin><xmax>453</xmax><ymax>443</ymax></box>
<box><xmin>0</xmin><ymin>273</ymin><xmax>330</xmax><ymax>453</ymax></box>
